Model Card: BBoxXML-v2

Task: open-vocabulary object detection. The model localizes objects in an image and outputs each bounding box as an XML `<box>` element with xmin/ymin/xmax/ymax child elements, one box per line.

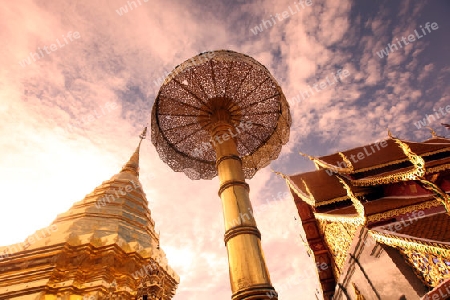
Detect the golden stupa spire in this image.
<box><xmin>120</xmin><ymin>126</ymin><xmax>147</xmax><ymax>177</ymax></box>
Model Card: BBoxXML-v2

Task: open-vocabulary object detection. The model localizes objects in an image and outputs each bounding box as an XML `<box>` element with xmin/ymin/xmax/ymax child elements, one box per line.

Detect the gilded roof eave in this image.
<box><xmin>369</xmin><ymin>229</ymin><xmax>450</xmax><ymax>257</ymax></box>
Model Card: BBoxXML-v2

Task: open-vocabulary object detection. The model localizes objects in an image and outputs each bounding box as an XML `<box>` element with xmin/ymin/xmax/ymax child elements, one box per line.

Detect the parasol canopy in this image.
<box><xmin>151</xmin><ymin>50</ymin><xmax>291</xmax><ymax>180</ymax></box>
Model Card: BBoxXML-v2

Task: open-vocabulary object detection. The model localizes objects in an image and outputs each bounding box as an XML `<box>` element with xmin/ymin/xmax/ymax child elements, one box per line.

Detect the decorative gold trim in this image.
<box><xmin>314</xmin><ymin>195</ymin><xmax>351</xmax><ymax>207</ymax></box>
<box><xmin>315</xmin><ymin>213</ymin><xmax>363</xmax><ymax>225</ymax></box>
<box><xmin>276</xmin><ymin>171</ymin><xmax>316</xmax><ymax>206</ymax></box>
<box><xmin>218</xmin><ymin>180</ymin><xmax>250</xmax><ymax>196</ymax></box>
<box><xmin>367</xmin><ymin>200</ymin><xmax>442</xmax><ymax>222</ymax></box>
<box><xmin>421</xmin><ymin>148</ymin><xmax>450</xmax><ymax>157</ymax></box>
<box><xmin>313</xmin><ymin>161</ymin><xmax>321</xmax><ymax>170</ymax></box>
<box><xmin>317</xmin><ymin>219</ymin><xmax>360</xmax><ymax>277</ymax></box>
<box><xmin>401</xmin><ymin>248</ymin><xmax>450</xmax><ymax>287</ymax></box>
<box><xmin>427</xmin><ymin>163</ymin><xmax>450</xmax><ymax>174</ymax></box>
<box><xmin>397</xmin><ymin>139</ymin><xmax>426</xmax><ymax>175</ymax></box>
<box><xmin>302</xmin><ymin>179</ymin><xmax>316</xmax><ymax>203</ymax></box>
<box><xmin>369</xmin><ymin>230</ymin><xmax>450</xmax><ymax>257</ymax></box>
<box><xmin>279</xmin><ymin>170</ymin><xmax>367</xmax><ymax>208</ymax></box>
<box><xmin>344</xmin><ymin>140</ymin><xmax>449</xmax><ymax>175</ymax></box>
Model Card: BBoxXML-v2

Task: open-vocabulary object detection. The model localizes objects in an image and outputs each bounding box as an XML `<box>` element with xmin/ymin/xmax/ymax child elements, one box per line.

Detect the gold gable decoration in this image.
<box><xmin>317</xmin><ymin>219</ymin><xmax>360</xmax><ymax>278</ymax></box>
<box><xmin>370</xmin><ymin>229</ymin><xmax>450</xmax><ymax>287</ymax></box>
<box><xmin>401</xmin><ymin>249</ymin><xmax>450</xmax><ymax>287</ymax></box>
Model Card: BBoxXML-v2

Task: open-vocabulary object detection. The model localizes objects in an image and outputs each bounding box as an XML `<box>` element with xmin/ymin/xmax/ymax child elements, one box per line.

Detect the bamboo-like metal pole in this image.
<box><xmin>211</xmin><ymin>119</ymin><xmax>278</xmax><ymax>300</ymax></box>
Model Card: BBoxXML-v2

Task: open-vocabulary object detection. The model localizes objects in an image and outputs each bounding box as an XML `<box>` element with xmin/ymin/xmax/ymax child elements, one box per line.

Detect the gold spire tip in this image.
<box><xmin>139</xmin><ymin>126</ymin><xmax>148</xmax><ymax>140</ymax></box>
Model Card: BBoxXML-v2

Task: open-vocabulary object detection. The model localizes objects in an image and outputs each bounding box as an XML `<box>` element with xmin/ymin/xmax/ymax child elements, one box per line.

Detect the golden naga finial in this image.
<box><xmin>299</xmin><ymin>151</ymin><xmax>314</xmax><ymax>160</ymax></box>
<box><xmin>391</xmin><ymin>137</ymin><xmax>425</xmax><ymax>178</ymax></box>
<box><xmin>426</xmin><ymin>127</ymin><xmax>439</xmax><ymax>138</ymax></box>
<box><xmin>300</xmin><ymin>151</ymin><xmax>353</xmax><ymax>173</ymax></box>
<box><xmin>387</xmin><ymin>128</ymin><xmax>395</xmax><ymax>139</ymax></box>
<box><xmin>299</xmin><ymin>151</ymin><xmax>321</xmax><ymax>170</ymax></box>
<box><xmin>337</xmin><ymin>175</ymin><xmax>365</xmax><ymax>224</ymax></box>
<box><xmin>271</xmin><ymin>169</ymin><xmax>288</xmax><ymax>180</ymax></box>
<box><xmin>338</xmin><ymin>152</ymin><xmax>354</xmax><ymax>171</ymax></box>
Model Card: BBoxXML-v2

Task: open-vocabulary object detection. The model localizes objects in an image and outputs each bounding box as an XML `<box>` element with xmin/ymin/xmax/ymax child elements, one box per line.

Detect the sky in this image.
<box><xmin>0</xmin><ymin>0</ymin><xmax>449</xmax><ymax>299</ymax></box>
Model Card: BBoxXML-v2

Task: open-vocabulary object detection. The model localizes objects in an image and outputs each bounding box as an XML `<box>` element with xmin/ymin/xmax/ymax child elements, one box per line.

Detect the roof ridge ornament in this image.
<box><xmin>270</xmin><ymin>169</ymin><xmax>288</xmax><ymax>180</ymax></box>
<box><xmin>426</xmin><ymin>126</ymin><xmax>439</xmax><ymax>138</ymax></box>
<box><xmin>299</xmin><ymin>151</ymin><xmax>354</xmax><ymax>174</ymax></box>
<box><xmin>276</xmin><ymin>170</ymin><xmax>317</xmax><ymax>206</ymax></box>
<box><xmin>336</xmin><ymin>175</ymin><xmax>365</xmax><ymax>224</ymax></box>
<box><xmin>338</xmin><ymin>152</ymin><xmax>354</xmax><ymax>172</ymax></box>
<box><xmin>391</xmin><ymin>137</ymin><xmax>425</xmax><ymax>178</ymax></box>
<box><xmin>387</xmin><ymin>128</ymin><xmax>395</xmax><ymax>139</ymax></box>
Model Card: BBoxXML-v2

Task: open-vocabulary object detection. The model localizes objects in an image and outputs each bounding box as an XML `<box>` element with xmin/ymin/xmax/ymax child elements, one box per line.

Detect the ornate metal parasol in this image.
<box><xmin>151</xmin><ymin>50</ymin><xmax>291</xmax><ymax>300</ymax></box>
<box><xmin>151</xmin><ymin>50</ymin><xmax>290</xmax><ymax>180</ymax></box>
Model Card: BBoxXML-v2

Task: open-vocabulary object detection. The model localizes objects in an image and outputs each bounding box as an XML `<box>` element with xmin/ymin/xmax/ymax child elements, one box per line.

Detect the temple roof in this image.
<box><xmin>284</xmin><ymin>135</ymin><xmax>450</xmax><ymax>207</ymax></box>
<box><xmin>285</xmin><ymin>133</ymin><xmax>450</xmax><ymax>298</ymax></box>
<box><xmin>375</xmin><ymin>211</ymin><xmax>450</xmax><ymax>243</ymax></box>
<box><xmin>286</xmin><ymin>169</ymin><xmax>371</xmax><ymax>206</ymax></box>
<box><xmin>424</xmin><ymin>137</ymin><xmax>450</xmax><ymax>144</ymax></box>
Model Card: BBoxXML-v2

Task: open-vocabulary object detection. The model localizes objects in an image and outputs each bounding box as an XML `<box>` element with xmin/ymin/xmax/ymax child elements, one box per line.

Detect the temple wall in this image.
<box><xmin>333</xmin><ymin>227</ymin><xmax>428</xmax><ymax>299</ymax></box>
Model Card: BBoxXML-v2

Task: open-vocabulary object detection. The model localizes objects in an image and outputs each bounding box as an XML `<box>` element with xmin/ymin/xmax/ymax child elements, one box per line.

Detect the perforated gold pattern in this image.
<box><xmin>151</xmin><ymin>50</ymin><xmax>291</xmax><ymax>180</ymax></box>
